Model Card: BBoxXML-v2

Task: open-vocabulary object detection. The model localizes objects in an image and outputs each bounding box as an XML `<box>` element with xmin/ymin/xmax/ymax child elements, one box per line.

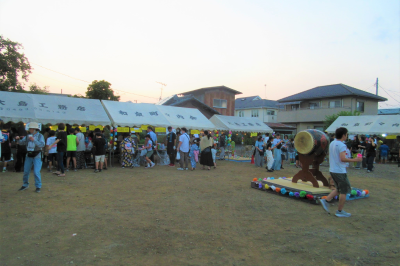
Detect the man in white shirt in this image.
<box><xmin>263</xmin><ymin>133</ymin><xmax>270</xmax><ymax>145</ymax></box>
<box><xmin>320</xmin><ymin>127</ymin><xmax>362</xmax><ymax>218</ymax></box>
<box><xmin>176</xmin><ymin>127</ymin><xmax>190</xmax><ymax>170</ymax></box>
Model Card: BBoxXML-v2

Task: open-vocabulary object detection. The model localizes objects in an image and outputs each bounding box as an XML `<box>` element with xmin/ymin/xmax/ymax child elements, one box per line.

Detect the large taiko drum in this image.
<box><xmin>294</xmin><ymin>129</ymin><xmax>330</xmax><ymax>156</ymax></box>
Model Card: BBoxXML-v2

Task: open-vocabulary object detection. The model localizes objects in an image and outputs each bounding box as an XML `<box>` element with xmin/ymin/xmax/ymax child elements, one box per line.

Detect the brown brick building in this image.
<box><xmin>158</xmin><ymin>86</ymin><xmax>242</xmax><ymax>118</ymax></box>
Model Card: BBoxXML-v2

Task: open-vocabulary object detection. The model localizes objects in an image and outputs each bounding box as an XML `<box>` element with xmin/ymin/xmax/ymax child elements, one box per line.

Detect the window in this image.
<box><xmin>213</xmin><ymin>99</ymin><xmax>227</xmax><ymax>108</ymax></box>
<box><xmin>266</xmin><ymin>110</ymin><xmax>275</xmax><ymax>115</ymax></box>
<box><xmin>356</xmin><ymin>101</ymin><xmax>364</xmax><ymax>112</ymax></box>
<box><xmin>238</xmin><ymin>110</ymin><xmax>244</xmax><ymax>117</ymax></box>
<box><xmin>251</xmin><ymin>110</ymin><xmax>259</xmax><ymax>117</ymax></box>
<box><xmin>291</xmin><ymin>104</ymin><xmax>299</xmax><ymax>110</ymax></box>
<box><xmin>309</xmin><ymin>102</ymin><xmax>319</xmax><ymax>109</ymax></box>
<box><xmin>329</xmin><ymin>100</ymin><xmax>341</xmax><ymax>108</ymax></box>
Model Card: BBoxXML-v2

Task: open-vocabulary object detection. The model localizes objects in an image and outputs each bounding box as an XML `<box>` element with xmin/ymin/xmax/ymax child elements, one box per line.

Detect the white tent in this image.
<box><xmin>102</xmin><ymin>101</ymin><xmax>216</xmax><ymax>130</ymax></box>
<box><xmin>326</xmin><ymin>115</ymin><xmax>400</xmax><ymax>135</ymax></box>
<box><xmin>0</xmin><ymin>91</ymin><xmax>111</xmax><ymax>125</ymax></box>
<box><xmin>209</xmin><ymin>115</ymin><xmax>273</xmax><ymax>133</ymax></box>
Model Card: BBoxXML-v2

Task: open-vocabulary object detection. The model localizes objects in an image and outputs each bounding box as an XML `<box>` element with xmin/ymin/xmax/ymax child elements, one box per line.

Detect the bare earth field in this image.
<box><xmin>0</xmin><ymin>160</ymin><xmax>399</xmax><ymax>266</ymax></box>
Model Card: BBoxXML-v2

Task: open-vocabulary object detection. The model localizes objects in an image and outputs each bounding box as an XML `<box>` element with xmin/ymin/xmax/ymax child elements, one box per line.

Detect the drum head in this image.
<box><xmin>294</xmin><ymin>131</ymin><xmax>314</xmax><ymax>155</ymax></box>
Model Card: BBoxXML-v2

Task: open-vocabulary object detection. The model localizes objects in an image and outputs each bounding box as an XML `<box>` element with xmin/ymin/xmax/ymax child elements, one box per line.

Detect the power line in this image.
<box><xmin>31</xmin><ymin>62</ymin><xmax>159</xmax><ymax>100</ymax></box>
<box><xmin>378</xmin><ymin>84</ymin><xmax>400</xmax><ymax>104</ymax></box>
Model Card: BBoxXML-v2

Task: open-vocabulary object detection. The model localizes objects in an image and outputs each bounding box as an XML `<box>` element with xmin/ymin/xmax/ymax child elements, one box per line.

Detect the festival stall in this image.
<box><xmin>0</xmin><ymin>91</ymin><xmax>111</xmax><ymax>126</ymax></box>
<box><xmin>326</xmin><ymin>115</ymin><xmax>400</xmax><ymax>135</ymax></box>
<box><xmin>209</xmin><ymin>115</ymin><xmax>273</xmax><ymax>161</ymax></box>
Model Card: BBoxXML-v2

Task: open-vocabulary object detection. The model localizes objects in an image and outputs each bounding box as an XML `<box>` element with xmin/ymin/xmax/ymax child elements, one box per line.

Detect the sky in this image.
<box><xmin>1</xmin><ymin>0</ymin><xmax>399</xmax><ymax>108</ymax></box>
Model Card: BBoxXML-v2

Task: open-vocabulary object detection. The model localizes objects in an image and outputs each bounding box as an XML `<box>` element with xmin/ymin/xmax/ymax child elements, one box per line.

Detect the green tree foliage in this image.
<box><xmin>85</xmin><ymin>80</ymin><xmax>120</xmax><ymax>101</ymax></box>
<box><xmin>29</xmin><ymin>83</ymin><xmax>49</xmax><ymax>94</ymax></box>
<box><xmin>0</xmin><ymin>36</ymin><xmax>32</xmax><ymax>91</ymax></box>
<box><xmin>324</xmin><ymin>110</ymin><xmax>360</xmax><ymax>130</ymax></box>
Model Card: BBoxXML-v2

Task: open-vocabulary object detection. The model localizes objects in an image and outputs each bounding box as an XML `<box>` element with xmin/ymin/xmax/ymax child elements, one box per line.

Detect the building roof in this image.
<box><xmin>235</xmin><ymin>96</ymin><xmax>279</xmax><ymax>109</ymax></box>
<box><xmin>179</xmin><ymin>85</ymin><xmax>242</xmax><ymax>95</ymax></box>
<box><xmin>278</xmin><ymin>84</ymin><xmax>388</xmax><ymax>102</ymax></box>
<box><xmin>378</xmin><ymin>108</ymin><xmax>400</xmax><ymax>115</ymax></box>
<box><xmin>265</xmin><ymin>122</ymin><xmax>296</xmax><ymax>129</ymax></box>
<box><xmin>156</xmin><ymin>94</ymin><xmax>220</xmax><ymax>115</ymax></box>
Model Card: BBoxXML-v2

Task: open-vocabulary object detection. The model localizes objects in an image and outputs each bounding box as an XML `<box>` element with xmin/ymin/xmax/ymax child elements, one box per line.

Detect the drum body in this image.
<box><xmin>294</xmin><ymin>129</ymin><xmax>330</xmax><ymax>156</ymax></box>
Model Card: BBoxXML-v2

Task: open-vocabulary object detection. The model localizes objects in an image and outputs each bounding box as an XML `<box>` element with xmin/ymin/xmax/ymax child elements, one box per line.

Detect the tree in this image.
<box><xmin>324</xmin><ymin>110</ymin><xmax>360</xmax><ymax>130</ymax></box>
<box><xmin>28</xmin><ymin>83</ymin><xmax>49</xmax><ymax>94</ymax></box>
<box><xmin>0</xmin><ymin>35</ymin><xmax>32</xmax><ymax>92</ymax></box>
<box><xmin>85</xmin><ymin>80</ymin><xmax>120</xmax><ymax>101</ymax></box>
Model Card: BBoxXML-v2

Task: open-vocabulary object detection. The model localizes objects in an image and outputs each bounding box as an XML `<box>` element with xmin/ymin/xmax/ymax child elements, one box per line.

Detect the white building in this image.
<box><xmin>234</xmin><ymin>96</ymin><xmax>280</xmax><ymax>123</ymax></box>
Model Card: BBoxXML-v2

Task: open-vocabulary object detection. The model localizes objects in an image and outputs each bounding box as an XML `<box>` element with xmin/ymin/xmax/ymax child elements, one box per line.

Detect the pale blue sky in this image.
<box><xmin>1</xmin><ymin>0</ymin><xmax>399</xmax><ymax>108</ymax></box>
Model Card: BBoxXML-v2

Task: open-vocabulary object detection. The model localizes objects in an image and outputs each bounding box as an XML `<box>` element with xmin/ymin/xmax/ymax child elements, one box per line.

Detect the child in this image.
<box><xmin>189</xmin><ymin>139</ymin><xmax>200</xmax><ymax>171</ymax></box>
<box><xmin>66</xmin><ymin>127</ymin><xmax>79</xmax><ymax>171</ymax></box>
<box><xmin>92</xmin><ymin>133</ymin><xmax>106</xmax><ymax>173</ymax></box>
<box><xmin>265</xmin><ymin>136</ymin><xmax>274</xmax><ymax>172</ymax></box>
<box><xmin>379</xmin><ymin>141</ymin><xmax>390</xmax><ymax>164</ymax></box>
<box><xmin>46</xmin><ymin>130</ymin><xmax>57</xmax><ymax>172</ymax></box>
<box><xmin>211</xmin><ymin>144</ymin><xmax>217</xmax><ymax>169</ymax></box>
<box><xmin>140</xmin><ymin>134</ymin><xmax>155</xmax><ymax>169</ymax></box>
<box><xmin>287</xmin><ymin>138</ymin><xmax>295</xmax><ymax>164</ymax></box>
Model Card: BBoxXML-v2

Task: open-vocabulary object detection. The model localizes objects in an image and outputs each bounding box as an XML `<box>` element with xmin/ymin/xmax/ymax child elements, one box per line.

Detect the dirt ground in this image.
<box><xmin>0</xmin><ymin>159</ymin><xmax>399</xmax><ymax>266</ymax></box>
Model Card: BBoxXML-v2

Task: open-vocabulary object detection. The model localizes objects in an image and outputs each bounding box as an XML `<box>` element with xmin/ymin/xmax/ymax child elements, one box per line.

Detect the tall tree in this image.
<box><xmin>0</xmin><ymin>35</ymin><xmax>32</xmax><ymax>91</ymax></box>
<box><xmin>85</xmin><ymin>80</ymin><xmax>120</xmax><ymax>101</ymax></box>
<box><xmin>324</xmin><ymin>110</ymin><xmax>360</xmax><ymax>130</ymax></box>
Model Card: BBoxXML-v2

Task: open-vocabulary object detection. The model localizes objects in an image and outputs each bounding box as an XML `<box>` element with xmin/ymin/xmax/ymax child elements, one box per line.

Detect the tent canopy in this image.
<box><xmin>0</xmin><ymin>91</ymin><xmax>111</xmax><ymax>126</ymax></box>
<box><xmin>326</xmin><ymin>115</ymin><xmax>400</xmax><ymax>135</ymax></box>
<box><xmin>102</xmin><ymin>101</ymin><xmax>216</xmax><ymax>130</ymax></box>
<box><xmin>209</xmin><ymin>115</ymin><xmax>273</xmax><ymax>133</ymax></box>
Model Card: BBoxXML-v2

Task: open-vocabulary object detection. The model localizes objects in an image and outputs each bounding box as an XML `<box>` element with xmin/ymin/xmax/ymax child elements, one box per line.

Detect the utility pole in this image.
<box><xmin>264</xmin><ymin>84</ymin><xmax>266</xmax><ymax>99</ymax></box>
<box><xmin>375</xmin><ymin>78</ymin><xmax>378</xmax><ymax>95</ymax></box>
<box><xmin>156</xmin><ymin>82</ymin><xmax>167</xmax><ymax>101</ymax></box>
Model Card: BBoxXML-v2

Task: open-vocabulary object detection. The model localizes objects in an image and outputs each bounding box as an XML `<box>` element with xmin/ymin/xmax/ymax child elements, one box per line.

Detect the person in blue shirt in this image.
<box><xmin>379</xmin><ymin>141</ymin><xmax>390</xmax><ymax>164</ymax></box>
<box><xmin>254</xmin><ymin>135</ymin><xmax>264</xmax><ymax>167</ymax></box>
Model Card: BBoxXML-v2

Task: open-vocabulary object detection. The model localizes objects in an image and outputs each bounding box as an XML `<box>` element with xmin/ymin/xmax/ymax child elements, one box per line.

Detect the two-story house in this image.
<box><xmin>235</xmin><ymin>96</ymin><xmax>280</xmax><ymax>122</ymax></box>
<box><xmin>277</xmin><ymin>83</ymin><xmax>387</xmax><ymax>133</ymax></box>
<box><xmin>158</xmin><ymin>86</ymin><xmax>242</xmax><ymax>118</ymax></box>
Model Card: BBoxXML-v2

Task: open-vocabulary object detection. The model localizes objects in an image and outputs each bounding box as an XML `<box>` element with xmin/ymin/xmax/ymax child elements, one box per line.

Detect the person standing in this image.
<box><xmin>176</xmin><ymin>127</ymin><xmax>190</xmax><ymax>170</ymax></box>
<box><xmin>140</xmin><ymin>134</ymin><xmax>155</xmax><ymax>169</ymax></box>
<box><xmin>263</xmin><ymin>133</ymin><xmax>270</xmax><ymax>145</ymax></box>
<box><xmin>45</xmin><ymin>130</ymin><xmax>57</xmax><ymax>172</ymax></box>
<box><xmin>120</xmin><ymin>133</ymin><xmax>134</xmax><ymax>168</ymax></box>
<box><xmin>147</xmin><ymin>126</ymin><xmax>158</xmax><ymax>163</ymax></box>
<box><xmin>271</xmin><ymin>134</ymin><xmax>284</xmax><ymax>171</ymax></box>
<box><xmin>320</xmin><ymin>127</ymin><xmax>362</xmax><ymax>217</ymax></box>
<box><xmin>75</xmin><ymin>128</ymin><xmax>86</xmax><ymax>169</ymax></box>
<box><xmin>254</xmin><ymin>135</ymin><xmax>264</xmax><ymax>167</ymax></box>
<box><xmin>219</xmin><ymin>133</ymin><xmax>226</xmax><ymax>160</ymax></box>
<box><xmin>15</xmin><ymin>122</ymin><xmax>45</xmax><ymax>193</ymax></box>
<box><xmin>365</xmin><ymin>138</ymin><xmax>376</xmax><ymax>173</ymax></box>
<box><xmin>379</xmin><ymin>141</ymin><xmax>390</xmax><ymax>164</ymax></box>
<box><xmin>166</xmin><ymin>126</ymin><xmax>176</xmax><ymax>167</ymax></box>
<box><xmin>287</xmin><ymin>138</ymin><xmax>295</xmax><ymax>164</ymax></box>
<box><xmin>93</xmin><ymin>133</ymin><xmax>106</xmax><ymax>172</ymax></box>
<box><xmin>265</xmin><ymin>136</ymin><xmax>275</xmax><ymax>172</ymax></box>
<box><xmin>52</xmin><ymin>123</ymin><xmax>67</xmax><ymax>177</ymax></box>
<box><xmin>1</xmin><ymin>129</ymin><xmax>12</xmax><ymax>172</ymax></box>
<box><xmin>199</xmin><ymin>130</ymin><xmax>214</xmax><ymax>170</ymax></box>
<box><xmin>66</xmin><ymin>128</ymin><xmax>79</xmax><ymax>171</ymax></box>
<box><xmin>189</xmin><ymin>138</ymin><xmax>200</xmax><ymax>171</ymax></box>
<box><xmin>282</xmin><ymin>135</ymin><xmax>289</xmax><ymax>162</ymax></box>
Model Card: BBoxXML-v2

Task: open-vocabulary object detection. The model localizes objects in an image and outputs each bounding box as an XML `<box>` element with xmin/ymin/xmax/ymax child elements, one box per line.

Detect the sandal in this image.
<box><xmin>53</xmin><ymin>172</ymin><xmax>61</xmax><ymax>175</ymax></box>
<box><xmin>57</xmin><ymin>174</ymin><xmax>66</xmax><ymax>177</ymax></box>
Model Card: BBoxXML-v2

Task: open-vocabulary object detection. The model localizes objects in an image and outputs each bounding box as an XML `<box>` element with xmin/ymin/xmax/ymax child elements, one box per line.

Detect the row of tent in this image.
<box><xmin>326</xmin><ymin>115</ymin><xmax>400</xmax><ymax>135</ymax></box>
<box><xmin>0</xmin><ymin>91</ymin><xmax>273</xmax><ymax>133</ymax></box>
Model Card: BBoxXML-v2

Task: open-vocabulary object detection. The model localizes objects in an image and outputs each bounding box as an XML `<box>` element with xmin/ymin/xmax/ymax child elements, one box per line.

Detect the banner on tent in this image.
<box><xmin>50</xmin><ymin>125</ymin><xmax>58</xmax><ymax>131</ymax></box>
<box><xmin>118</xmin><ymin>127</ymin><xmax>130</xmax><ymax>133</ymax></box>
<box><xmin>191</xmin><ymin>130</ymin><xmax>200</xmax><ymax>135</ymax></box>
<box><xmin>251</xmin><ymin>132</ymin><xmax>257</xmax><ymax>137</ymax></box>
<box><xmin>155</xmin><ymin>127</ymin><xmax>166</xmax><ymax>133</ymax></box>
<box><xmin>95</xmin><ymin>125</ymin><xmax>103</xmax><ymax>130</ymax></box>
<box><xmin>80</xmin><ymin>126</ymin><xmax>87</xmax><ymax>133</ymax></box>
<box><xmin>131</xmin><ymin>128</ymin><xmax>140</xmax><ymax>133</ymax></box>
<box><xmin>89</xmin><ymin>125</ymin><xmax>95</xmax><ymax>130</ymax></box>
<box><xmin>141</xmin><ymin>125</ymin><xmax>149</xmax><ymax>130</ymax></box>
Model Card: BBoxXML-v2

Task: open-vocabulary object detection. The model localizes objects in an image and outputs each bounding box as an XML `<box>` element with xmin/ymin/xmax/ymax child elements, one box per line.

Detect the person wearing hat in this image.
<box><xmin>14</xmin><ymin>122</ymin><xmax>45</xmax><ymax>193</ymax></box>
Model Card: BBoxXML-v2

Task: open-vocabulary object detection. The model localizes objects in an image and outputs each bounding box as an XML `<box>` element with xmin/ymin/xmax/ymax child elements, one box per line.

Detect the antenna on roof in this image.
<box><xmin>375</xmin><ymin>78</ymin><xmax>378</xmax><ymax>96</ymax></box>
<box><xmin>156</xmin><ymin>82</ymin><xmax>167</xmax><ymax>101</ymax></box>
<box><xmin>264</xmin><ymin>84</ymin><xmax>266</xmax><ymax>99</ymax></box>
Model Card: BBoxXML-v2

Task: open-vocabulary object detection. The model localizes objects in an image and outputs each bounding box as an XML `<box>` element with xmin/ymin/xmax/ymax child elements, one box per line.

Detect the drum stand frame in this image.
<box><xmin>292</xmin><ymin>153</ymin><xmax>329</xmax><ymax>188</ymax></box>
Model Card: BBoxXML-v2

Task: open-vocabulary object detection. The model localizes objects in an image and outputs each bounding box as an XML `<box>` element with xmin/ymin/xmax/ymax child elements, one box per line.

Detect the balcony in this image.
<box><xmin>277</xmin><ymin>106</ymin><xmax>352</xmax><ymax>123</ymax></box>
